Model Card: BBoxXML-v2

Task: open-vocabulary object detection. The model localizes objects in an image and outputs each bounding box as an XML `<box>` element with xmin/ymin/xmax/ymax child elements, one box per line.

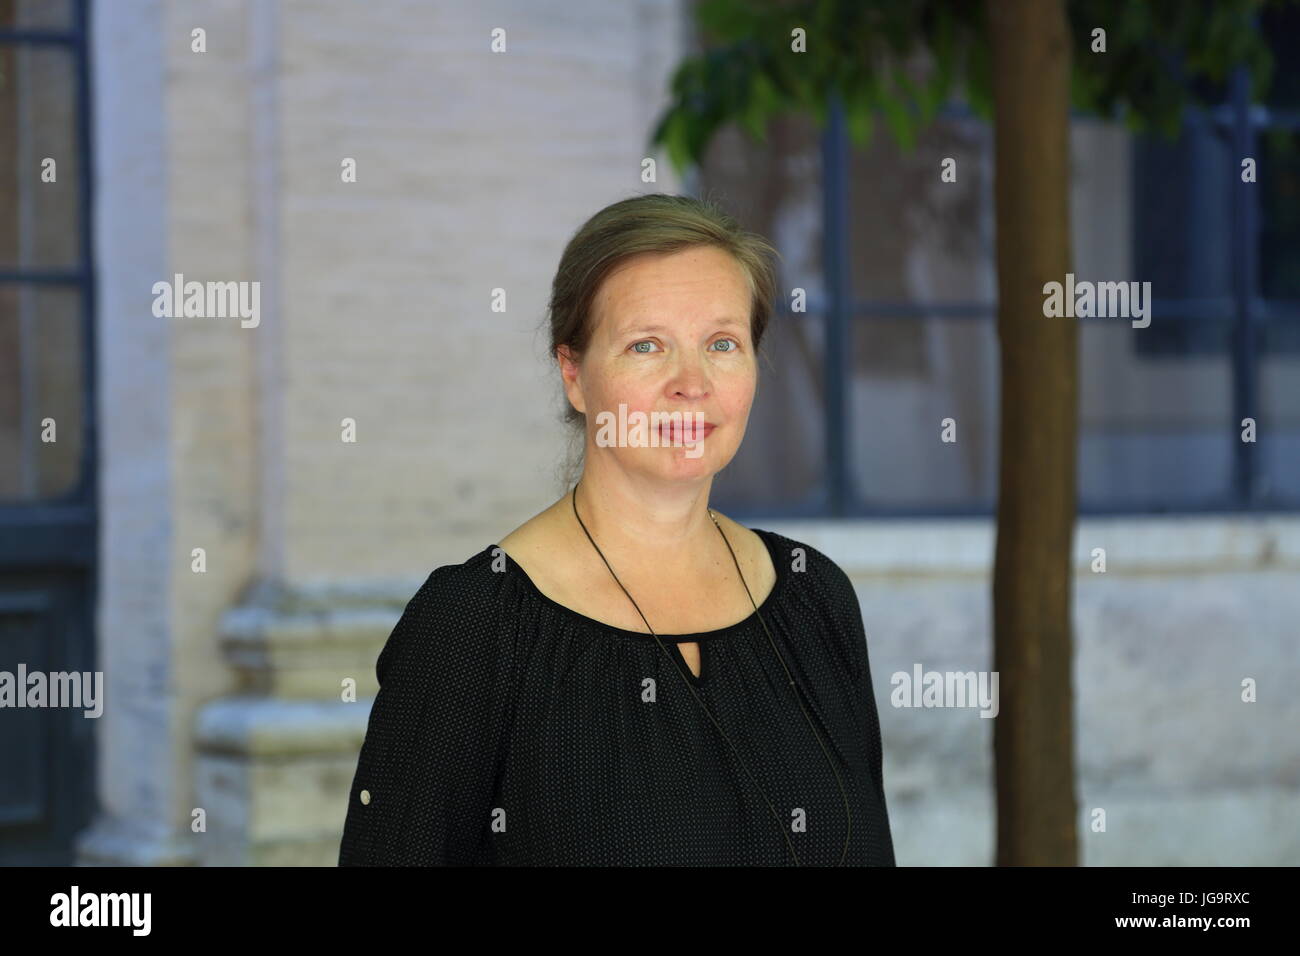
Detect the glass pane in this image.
<box><xmin>849</xmin><ymin>114</ymin><xmax>995</xmax><ymax>304</ymax></box>
<box><xmin>0</xmin><ymin>44</ymin><xmax>82</xmax><ymax>271</ymax></box>
<box><xmin>1073</xmin><ymin>120</ymin><xmax>1137</xmax><ymax>288</ymax></box>
<box><xmin>699</xmin><ymin>111</ymin><xmax>829</xmax><ymax>512</ymax></box>
<box><xmin>1262</xmin><ymin>2</ymin><xmax>1300</xmax><ymax>111</ymax></box>
<box><xmin>1260</xmin><ymin>128</ymin><xmax>1300</xmax><ymax>299</ymax></box>
<box><xmin>713</xmin><ymin>311</ymin><xmax>826</xmax><ymax>512</ymax></box>
<box><xmin>698</xmin><ymin>111</ymin><xmax>826</xmax><ymax>299</ymax></box>
<box><xmin>0</xmin><ymin>285</ymin><xmax>83</xmax><ymax>501</ymax></box>
<box><xmin>1131</xmin><ymin>117</ymin><xmax>1236</xmax><ymax>363</ymax></box>
<box><xmin>1132</xmin><ymin>117</ymin><xmax>1234</xmax><ymax>303</ymax></box>
<box><xmin>1081</xmin><ymin>320</ymin><xmax>1234</xmax><ymax>508</ymax></box>
<box><xmin>1133</xmin><ymin>308</ymin><xmax>1235</xmax><ymax>359</ymax></box>
<box><xmin>0</xmin><ymin>0</ymin><xmax>74</xmax><ymax>30</ymax></box>
<box><xmin>1262</xmin><ymin>307</ymin><xmax>1300</xmax><ymax>353</ymax></box>
<box><xmin>1260</xmin><ymin>322</ymin><xmax>1300</xmax><ymax>504</ymax></box>
<box><xmin>850</xmin><ymin>315</ymin><xmax>997</xmax><ymax>510</ymax></box>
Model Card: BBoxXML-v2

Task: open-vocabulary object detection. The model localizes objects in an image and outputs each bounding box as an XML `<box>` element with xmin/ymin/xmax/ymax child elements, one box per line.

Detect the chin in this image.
<box><xmin>660</xmin><ymin>444</ymin><xmax>735</xmax><ymax>479</ymax></box>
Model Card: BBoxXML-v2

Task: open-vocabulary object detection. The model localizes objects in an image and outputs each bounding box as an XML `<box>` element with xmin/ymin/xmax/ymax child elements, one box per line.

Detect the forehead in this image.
<box><xmin>593</xmin><ymin>247</ymin><xmax>750</xmax><ymax>331</ymax></box>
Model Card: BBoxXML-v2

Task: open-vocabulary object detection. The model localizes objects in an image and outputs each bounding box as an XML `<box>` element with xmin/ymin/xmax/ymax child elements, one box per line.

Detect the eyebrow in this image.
<box><xmin>620</xmin><ymin>319</ymin><xmax>747</xmax><ymax>336</ymax></box>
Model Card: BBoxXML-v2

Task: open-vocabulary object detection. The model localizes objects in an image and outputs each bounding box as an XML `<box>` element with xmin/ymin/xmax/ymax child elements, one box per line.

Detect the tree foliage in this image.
<box><xmin>651</xmin><ymin>0</ymin><xmax>1292</xmax><ymax>168</ymax></box>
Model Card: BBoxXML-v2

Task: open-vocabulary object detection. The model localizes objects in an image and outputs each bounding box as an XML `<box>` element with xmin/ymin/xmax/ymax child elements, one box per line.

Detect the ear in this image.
<box><xmin>556</xmin><ymin>345</ymin><xmax>586</xmax><ymax>415</ymax></box>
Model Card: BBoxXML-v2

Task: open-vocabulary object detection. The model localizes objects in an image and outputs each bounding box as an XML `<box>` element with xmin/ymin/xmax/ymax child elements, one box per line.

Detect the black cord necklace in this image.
<box><xmin>570</xmin><ymin>480</ymin><xmax>852</xmax><ymax>866</ymax></box>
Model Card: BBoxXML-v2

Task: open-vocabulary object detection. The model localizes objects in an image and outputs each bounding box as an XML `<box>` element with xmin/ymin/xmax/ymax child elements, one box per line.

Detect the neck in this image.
<box><xmin>570</xmin><ymin>458</ymin><xmax>717</xmax><ymax>565</ymax></box>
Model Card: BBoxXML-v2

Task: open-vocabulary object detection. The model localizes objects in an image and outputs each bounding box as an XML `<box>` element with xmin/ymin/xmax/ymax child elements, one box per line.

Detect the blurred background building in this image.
<box><xmin>1</xmin><ymin>0</ymin><xmax>1297</xmax><ymax>865</ymax></box>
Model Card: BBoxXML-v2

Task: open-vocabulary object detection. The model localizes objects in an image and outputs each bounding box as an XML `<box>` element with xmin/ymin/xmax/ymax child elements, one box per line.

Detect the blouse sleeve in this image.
<box><xmin>338</xmin><ymin>565</ymin><xmax>515</xmax><ymax>865</ymax></box>
<box><xmin>821</xmin><ymin>556</ymin><xmax>892</xmax><ymax>819</ymax></box>
<box><xmin>843</xmin><ymin>582</ymin><xmax>898</xmax><ymax>866</ymax></box>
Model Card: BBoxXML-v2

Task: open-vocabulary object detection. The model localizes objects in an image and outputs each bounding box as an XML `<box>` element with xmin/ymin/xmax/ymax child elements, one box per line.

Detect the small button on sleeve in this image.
<box><xmin>338</xmin><ymin>566</ymin><xmax>514</xmax><ymax>865</ymax></box>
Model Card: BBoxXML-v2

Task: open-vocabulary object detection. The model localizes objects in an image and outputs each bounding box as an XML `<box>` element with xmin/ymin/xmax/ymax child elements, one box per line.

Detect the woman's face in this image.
<box><xmin>559</xmin><ymin>245</ymin><xmax>758</xmax><ymax>483</ymax></box>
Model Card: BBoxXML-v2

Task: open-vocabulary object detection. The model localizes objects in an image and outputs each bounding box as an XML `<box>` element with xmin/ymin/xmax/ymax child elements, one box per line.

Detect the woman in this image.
<box><xmin>338</xmin><ymin>193</ymin><xmax>895</xmax><ymax>866</ymax></box>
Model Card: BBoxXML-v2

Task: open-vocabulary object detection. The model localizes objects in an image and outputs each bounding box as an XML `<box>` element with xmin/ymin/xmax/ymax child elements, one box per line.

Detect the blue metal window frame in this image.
<box><xmin>0</xmin><ymin>0</ymin><xmax>98</xmax><ymax>566</ymax></box>
<box><xmin>744</xmin><ymin>71</ymin><xmax>1298</xmax><ymax>521</ymax></box>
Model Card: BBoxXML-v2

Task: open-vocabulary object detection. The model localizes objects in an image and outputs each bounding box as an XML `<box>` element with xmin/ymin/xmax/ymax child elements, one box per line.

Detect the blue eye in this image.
<box><xmin>629</xmin><ymin>337</ymin><xmax>740</xmax><ymax>354</ymax></box>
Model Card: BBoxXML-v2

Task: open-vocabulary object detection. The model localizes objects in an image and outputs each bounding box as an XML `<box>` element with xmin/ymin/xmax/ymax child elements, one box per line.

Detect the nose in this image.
<box><xmin>666</xmin><ymin>349</ymin><xmax>710</xmax><ymax>402</ymax></box>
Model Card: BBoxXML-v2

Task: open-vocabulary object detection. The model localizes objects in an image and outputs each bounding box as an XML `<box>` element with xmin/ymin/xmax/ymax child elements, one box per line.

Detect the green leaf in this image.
<box><xmin>880</xmin><ymin>92</ymin><xmax>915</xmax><ymax>150</ymax></box>
<box><xmin>921</xmin><ymin>9</ymin><xmax>956</xmax><ymax>120</ymax></box>
<box><xmin>663</xmin><ymin>113</ymin><xmax>693</xmax><ymax>171</ymax></box>
<box><xmin>741</xmin><ymin>70</ymin><xmax>781</xmax><ymax>142</ymax></box>
<box><xmin>694</xmin><ymin>0</ymin><xmax>759</xmax><ymax>42</ymax></box>
<box><xmin>846</xmin><ymin>103</ymin><xmax>874</xmax><ymax>146</ymax></box>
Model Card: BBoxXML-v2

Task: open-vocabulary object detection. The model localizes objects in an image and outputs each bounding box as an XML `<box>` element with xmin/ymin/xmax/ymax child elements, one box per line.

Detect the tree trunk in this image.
<box><xmin>986</xmin><ymin>0</ymin><xmax>1080</xmax><ymax>865</ymax></box>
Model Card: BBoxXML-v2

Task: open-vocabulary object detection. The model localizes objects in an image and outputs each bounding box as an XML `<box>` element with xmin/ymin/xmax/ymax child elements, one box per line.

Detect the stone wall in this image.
<box><xmin>81</xmin><ymin>0</ymin><xmax>689</xmax><ymax>866</ymax></box>
<box><xmin>794</xmin><ymin>514</ymin><xmax>1300</xmax><ymax>865</ymax></box>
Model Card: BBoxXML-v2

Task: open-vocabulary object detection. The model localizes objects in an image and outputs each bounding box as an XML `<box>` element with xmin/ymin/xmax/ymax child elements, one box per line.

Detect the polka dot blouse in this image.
<box><xmin>338</xmin><ymin>527</ymin><xmax>896</xmax><ymax>866</ymax></box>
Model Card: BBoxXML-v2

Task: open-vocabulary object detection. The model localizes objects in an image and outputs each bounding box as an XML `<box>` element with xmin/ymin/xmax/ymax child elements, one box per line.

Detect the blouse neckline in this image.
<box><xmin>490</xmin><ymin>526</ymin><xmax>787</xmax><ymax>642</ymax></box>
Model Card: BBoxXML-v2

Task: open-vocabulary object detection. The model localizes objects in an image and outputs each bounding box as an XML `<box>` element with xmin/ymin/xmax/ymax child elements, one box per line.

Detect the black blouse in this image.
<box><xmin>338</xmin><ymin>527</ymin><xmax>896</xmax><ymax>866</ymax></box>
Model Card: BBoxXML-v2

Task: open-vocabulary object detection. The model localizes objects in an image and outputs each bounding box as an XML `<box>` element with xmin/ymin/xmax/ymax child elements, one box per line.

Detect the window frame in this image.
<box><xmin>721</xmin><ymin>70</ymin><xmax>1297</xmax><ymax>520</ymax></box>
<box><xmin>0</xmin><ymin>0</ymin><xmax>97</xmax><ymax>565</ymax></box>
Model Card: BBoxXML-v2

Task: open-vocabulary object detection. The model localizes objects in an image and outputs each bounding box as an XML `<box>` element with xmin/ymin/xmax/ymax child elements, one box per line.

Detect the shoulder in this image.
<box><xmin>399</xmin><ymin>547</ymin><xmax>514</xmax><ymax>618</ymax></box>
<box><xmin>747</xmin><ymin>527</ymin><xmax>871</xmax><ymax>674</ymax></box>
<box><xmin>495</xmin><ymin>503</ymin><xmax>579</xmax><ymax>597</ymax></box>
<box><xmin>710</xmin><ymin>510</ymin><xmax>764</xmax><ymax>555</ymax></box>
<box><xmin>707</xmin><ymin>512</ymin><xmax>851</xmax><ymax>585</ymax></box>
<box><xmin>708</xmin><ymin>511</ymin><xmax>779</xmax><ymax>594</ymax></box>
<box><xmin>707</xmin><ymin>515</ymin><xmax>861</xmax><ymax>620</ymax></box>
<box><xmin>743</xmin><ymin>525</ymin><xmax>855</xmax><ymax>596</ymax></box>
<box><xmin>376</xmin><ymin>546</ymin><xmax>521</xmax><ymax>683</ymax></box>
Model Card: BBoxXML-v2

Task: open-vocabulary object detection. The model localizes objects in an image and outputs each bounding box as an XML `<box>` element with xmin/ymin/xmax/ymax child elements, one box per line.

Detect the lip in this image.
<box><xmin>657</xmin><ymin>421</ymin><xmax>715</xmax><ymax>442</ymax></box>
